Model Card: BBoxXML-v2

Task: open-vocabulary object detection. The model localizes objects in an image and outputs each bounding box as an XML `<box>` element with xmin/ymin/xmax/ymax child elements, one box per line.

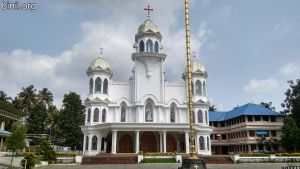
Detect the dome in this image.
<box><xmin>191</xmin><ymin>59</ymin><xmax>206</xmax><ymax>73</ymax></box>
<box><xmin>87</xmin><ymin>55</ymin><xmax>112</xmax><ymax>76</ymax></box>
<box><xmin>138</xmin><ymin>18</ymin><xmax>160</xmax><ymax>34</ymax></box>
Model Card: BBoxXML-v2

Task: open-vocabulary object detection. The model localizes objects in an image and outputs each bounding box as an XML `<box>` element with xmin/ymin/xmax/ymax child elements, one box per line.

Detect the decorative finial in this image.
<box><xmin>144</xmin><ymin>5</ymin><xmax>154</xmax><ymax>17</ymax></box>
<box><xmin>100</xmin><ymin>48</ymin><xmax>103</xmax><ymax>55</ymax></box>
<box><xmin>192</xmin><ymin>51</ymin><xmax>196</xmax><ymax>59</ymax></box>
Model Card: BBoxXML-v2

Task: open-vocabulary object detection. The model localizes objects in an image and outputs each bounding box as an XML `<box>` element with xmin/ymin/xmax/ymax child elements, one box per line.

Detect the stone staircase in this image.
<box><xmin>81</xmin><ymin>153</ymin><xmax>138</xmax><ymax>165</ymax></box>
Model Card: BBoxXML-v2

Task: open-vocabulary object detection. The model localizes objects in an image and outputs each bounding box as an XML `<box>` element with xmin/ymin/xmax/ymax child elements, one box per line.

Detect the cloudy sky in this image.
<box><xmin>0</xmin><ymin>0</ymin><xmax>299</xmax><ymax>111</ymax></box>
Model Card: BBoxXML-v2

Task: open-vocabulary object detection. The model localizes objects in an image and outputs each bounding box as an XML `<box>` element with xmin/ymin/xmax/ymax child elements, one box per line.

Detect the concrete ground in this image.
<box><xmin>43</xmin><ymin>163</ymin><xmax>300</xmax><ymax>169</ymax></box>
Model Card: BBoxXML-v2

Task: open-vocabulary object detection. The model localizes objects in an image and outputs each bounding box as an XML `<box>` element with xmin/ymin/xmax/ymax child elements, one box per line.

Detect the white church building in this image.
<box><xmin>81</xmin><ymin>16</ymin><xmax>213</xmax><ymax>156</ymax></box>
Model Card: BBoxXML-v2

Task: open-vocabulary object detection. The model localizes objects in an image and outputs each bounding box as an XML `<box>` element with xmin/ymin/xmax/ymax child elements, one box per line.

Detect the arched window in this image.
<box><xmin>102</xmin><ymin>109</ymin><xmax>106</xmax><ymax>122</ymax></box>
<box><xmin>95</xmin><ymin>77</ymin><xmax>102</xmax><ymax>93</ymax></box>
<box><xmin>205</xmin><ymin>110</ymin><xmax>208</xmax><ymax>124</ymax></box>
<box><xmin>196</xmin><ymin>80</ymin><xmax>202</xmax><ymax>95</ymax></box>
<box><xmin>170</xmin><ymin>103</ymin><xmax>176</xmax><ymax>123</ymax></box>
<box><xmin>207</xmin><ymin>136</ymin><xmax>210</xmax><ymax>150</ymax></box>
<box><xmin>146</xmin><ymin>39</ymin><xmax>153</xmax><ymax>52</ymax></box>
<box><xmin>89</xmin><ymin>78</ymin><xmax>93</xmax><ymax>94</ymax></box>
<box><xmin>101</xmin><ymin>137</ymin><xmax>105</xmax><ymax>151</ymax></box>
<box><xmin>145</xmin><ymin>101</ymin><xmax>153</xmax><ymax>122</ymax></box>
<box><xmin>139</xmin><ymin>40</ymin><xmax>145</xmax><ymax>52</ymax></box>
<box><xmin>103</xmin><ymin>79</ymin><xmax>108</xmax><ymax>94</ymax></box>
<box><xmin>87</xmin><ymin>109</ymin><xmax>91</xmax><ymax>122</ymax></box>
<box><xmin>85</xmin><ymin>136</ymin><xmax>89</xmax><ymax>150</ymax></box>
<box><xmin>93</xmin><ymin>108</ymin><xmax>99</xmax><ymax>122</ymax></box>
<box><xmin>154</xmin><ymin>41</ymin><xmax>159</xmax><ymax>53</ymax></box>
<box><xmin>191</xmin><ymin>81</ymin><xmax>194</xmax><ymax>96</ymax></box>
<box><xmin>92</xmin><ymin>136</ymin><xmax>97</xmax><ymax>150</ymax></box>
<box><xmin>203</xmin><ymin>81</ymin><xmax>206</xmax><ymax>96</ymax></box>
<box><xmin>199</xmin><ymin>136</ymin><xmax>205</xmax><ymax>150</ymax></box>
<box><xmin>197</xmin><ymin>110</ymin><xmax>203</xmax><ymax>123</ymax></box>
<box><xmin>121</xmin><ymin>103</ymin><xmax>126</xmax><ymax>122</ymax></box>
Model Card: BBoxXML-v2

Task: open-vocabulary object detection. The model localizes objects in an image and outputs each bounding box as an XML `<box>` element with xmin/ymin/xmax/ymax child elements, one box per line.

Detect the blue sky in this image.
<box><xmin>0</xmin><ymin>0</ymin><xmax>299</xmax><ymax>111</ymax></box>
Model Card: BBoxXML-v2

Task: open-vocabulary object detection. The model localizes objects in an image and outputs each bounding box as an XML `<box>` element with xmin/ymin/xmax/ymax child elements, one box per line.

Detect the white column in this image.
<box><xmin>88</xmin><ymin>134</ymin><xmax>92</xmax><ymax>154</ymax></box>
<box><xmin>91</xmin><ymin>108</ymin><xmax>94</xmax><ymax>124</ymax></box>
<box><xmin>83</xmin><ymin>134</ymin><xmax>86</xmax><ymax>154</ymax></box>
<box><xmin>163</xmin><ymin>131</ymin><xmax>167</xmax><ymax>153</ymax></box>
<box><xmin>98</xmin><ymin>134</ymin><xmax>101</xmax><ymax>152</ymax></box>
<box><xmin>112</xmin><ymin>130</ymin><xmax>117</xmax><ymax>153</ymax></box>
<box><xmin>0</xmin><ymin>137</ymin><xmax>3</xmax><ymax>152</ymax></box>
<box><xmin>185</xmin><ymin>131</ymin><xmax>190</xmax><ymax>154</ymax></box>
<box><xmin>0</xmin><ymin>121</ymin><xmax>5</xmax><ymax>130</ymax></box>
<box><xmin>135</xmin><ymin>131</ymin><xmax>140</xmax><ymax>153</ymax></box>
<box><xmin>159</xmin><ymin>132</ymin><xmax>163</xmax><ymax>153</ymax></box>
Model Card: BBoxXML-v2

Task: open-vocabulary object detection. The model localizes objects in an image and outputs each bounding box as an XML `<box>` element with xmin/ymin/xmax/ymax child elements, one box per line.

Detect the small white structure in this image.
<box><xmin>81</xmin><ymin>16</ymin><xmax>212</xmax><ymax>156</ymax></box>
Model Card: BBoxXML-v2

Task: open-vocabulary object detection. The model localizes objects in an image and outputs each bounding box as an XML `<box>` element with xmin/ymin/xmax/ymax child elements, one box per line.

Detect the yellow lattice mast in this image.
<box><xmin>184</xmin><ymin>0</ymin><xmax>197</xmax><ymax>159</ymax></box>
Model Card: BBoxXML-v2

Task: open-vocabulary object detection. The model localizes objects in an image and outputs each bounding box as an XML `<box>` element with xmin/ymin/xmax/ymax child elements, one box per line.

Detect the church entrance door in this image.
<box><xmin>140</xmin><ymin>132</ymin><xmax>157</xmax><ymax>152</ymax></box>
<box><xmin>167</xmin><ymin>134</ymin><xmax>177</xmax><ymax>152</ymax></box>
<box><xmin>118</xmin><ymin>134</ymin><xmax>133</xmax><ymax>153</ymax></box>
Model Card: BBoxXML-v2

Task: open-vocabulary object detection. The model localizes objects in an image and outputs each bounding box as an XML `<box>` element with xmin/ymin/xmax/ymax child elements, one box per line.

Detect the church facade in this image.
<box><xmin>80</xmin><ymin>17</ymin><xmax>212</xmax><ymax>156</ymax></box>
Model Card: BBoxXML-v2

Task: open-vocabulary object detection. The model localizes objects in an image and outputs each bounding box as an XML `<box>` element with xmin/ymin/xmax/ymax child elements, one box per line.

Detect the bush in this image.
<box><xmin>239</xmin><ymin>152</ymin><xmax>268</xmax><ymax>157</ymax></box>
<box><xmin>21</xmin><ymin>153</ymin><xmax>40</xmax><ymax>169</ymax></box>
<box><xmin>39</xmin><ymin>138</ymin><xmax>56</xmax><ymax>162</ymax></box>
<box><xmin>142</xmin><ymin>158</ymin><xmax>177</xmax><ymax>163</ymax></box>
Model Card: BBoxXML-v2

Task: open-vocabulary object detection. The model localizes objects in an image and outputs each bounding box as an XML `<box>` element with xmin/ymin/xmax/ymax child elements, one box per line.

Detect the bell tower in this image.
<box><xmin>132</xmin><ymin>5</ymin><xmax>166</xmax><ymax>103</ymax></box>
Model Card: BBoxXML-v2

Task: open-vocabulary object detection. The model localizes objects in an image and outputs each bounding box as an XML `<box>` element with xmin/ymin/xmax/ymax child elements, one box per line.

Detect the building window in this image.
<box><xmin>102</xmin><ymin>109</ymin><xmax>106</xmax><ymax>122</ymax></box>
<box><xmin>95</xmin><ymin>77</ymin><xmax>102</xmax><ymax>92</ymax></box>
<box><xmin>146</xmin><ymin>39</ymin><xmax>153</xmax><ymax>52</ymax></box>
<box><xmin>263</xmin><ymin>116</ymin><xmax>269</xmax><ymax>121</ymax></box>
<box><xmin>197</xmin><ymin>110</ymin><xmax>203</xmax><ymax>123</ymax></box>
<box><xmin>199</xmin><ymin>136</ymin><xmax>205</xmax><ymax>150</ymax></box>
<box><xmin>249</xmin><ymin>131</ymin><xmax>255</xmax><ymax>137</ymax></box>
<box><xmin>89</xmin><ymin>78</ymin><xmax>93</xmax><ymax>94</ymax></box>
<box><xmin>271</xmin><ymin>130</ymin><xmax>277</xmax><ymax>137</ymax></box>
<box><xmin>254</xmin><ymin>116</ymin><xmax>261</xmax><ymax>121</ymax></box>
<box><xmin>103</xmin><ymin>79</ymin><xmax>108</xmax><ymax>94</ymax></box>
<box><xmin>145</xmin><ymin>101</ymin><xmax>153</xmax><ymax>122</ymax></box>
<box><xmin>87</xmin><ymin>109</ymin><xmax>91</xmax><ymax>122</ymax></box>
<box><xmin>93</xmin><ymin>108</ymin><xmax>99</xmax><ymax>122</ymax></box>
<box><xmin>139</xmin><ymin>40</ymin><xmax>145</xmax><ymax>52</ymax></box>
<box><xmin>85</xmin><ymin>136</ymin><xmax>89</xmax><ymax>150</ymax></box>
<box><xmin>101</xmin><ymin>137</ymin><xmax>105</xmax><ymax>151</ymax></box>
<box><xmin>154</xmin><ymin>41</ymin><xmax>159</xmax><ymax>52</ymax></box>
<box><xmin>256</xmin><ymin>130</ymin><xmax>268</xmax><ymax>137</ymax></box>
<box><xmin>205</xmin><ymin>110</ymin><xmax>208</xmax><ymax>124</ymax></box>
<box><xmin>203</xmin><ymin>81</ymin><xmax>206</xmax><ymax>96</ymax></box>
<box><xmin>170</xmin><ymin>103</ymin><xmax>176</xmax><ymax>123</ymax></box>
<box><xmin>248</xmin><ymin>116</ymin><xmax>253</xmax><ymax>122</ymax></box>
<box><xmin>92</xmin><ymin>136</ymin><xmax>97</xmax><ymax>150</ymax></box>
<box><xmin>207</xmin><ymin>136</ymin><xmax>210</xmax><ymax>150</ymax></box>
<box><xmin>121</xmin><ymin>103</ymin><xmax>126</xmax><ymax>122</ymax></box>
<box><xmin>270</xmin><ymin>116</ymin><xmax>276</xmax><ymax>122</ymax></box>
<box><xmin>221</xmin><ymin>134</ymin><xmax>226</xmax><ymax>140</ymax></box>
<box><xmin>196</xmin><ymin>80</ymin><xmax>202</xmax><ymax>95</ymax></box>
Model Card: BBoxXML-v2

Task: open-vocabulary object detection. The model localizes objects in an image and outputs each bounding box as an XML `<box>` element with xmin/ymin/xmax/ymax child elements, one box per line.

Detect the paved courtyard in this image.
<box><xmin>43</xmin><ymin>163</ymin><xmax>300</xmax><ymax>169</ymax></box>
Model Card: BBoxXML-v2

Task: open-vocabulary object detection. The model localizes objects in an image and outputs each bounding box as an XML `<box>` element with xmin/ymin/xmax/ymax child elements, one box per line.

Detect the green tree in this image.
<box><xmin>5</xmin><ymin>121</ymin><xmax>27</xmax><ymax>166</ymax></box>
<box><xmin>39</xmin><ymin>138</ymin><xmax>56</xmax><ymax>161</ymax></box>
<box><xmin>0</xmin><ymin>90</ymin><xmax>12</xmax><ymax>103</ymax></box>
<box><xmin>281</xmin><ymin>116</ymin><xmax>300</xmax><ymax>152</ymax></box>
<box><xmin>59</xmin><ymin>92</ymin><xmax>85</xmax><ymax>150</ymax></box>
<box><xmin>209</xmin><ymin>105</ymin><xmax>217</xmax><ymax>112</ymax></box>
<box><xmin>38</xmin><ymin>88</ymin><xmax>53</xmax><ymax>108</ymax></box>
<box><xmin>46</xmin><ymin>106</ymin><xmax>60</xmax><ymax>140</ymax></box>
<box><xmin>27</xmin><ymin>103</ymin><xmax>48</xmax><ymax>134</ymax></box>
<box><xmin>14</xmin><ymin>85</ymin><xmax>37</xmax><ymax>112</ymax></box>
<box><xmin>260</xmin><ymin>102</ymin><xmax>275</xmax><ymax>110</ymax></box>
<box><xmin>281</xmin><ymin>79</ymin><xmax>300</xmax><ymax>126</ymax></box>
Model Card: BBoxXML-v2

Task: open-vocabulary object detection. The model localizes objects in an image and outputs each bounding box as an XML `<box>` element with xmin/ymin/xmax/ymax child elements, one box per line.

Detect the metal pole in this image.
<box><xmin>184</xmin><ymin>0</ymin><xmax>197</xmax><ymax>159</ymax></box>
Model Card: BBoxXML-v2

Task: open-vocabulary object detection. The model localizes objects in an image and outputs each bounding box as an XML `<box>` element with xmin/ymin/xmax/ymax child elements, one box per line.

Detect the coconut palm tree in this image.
<box><xmin>15</xmin><ymin>85</ymin><xmax>37</xmax><ymax>112</ymax></box>
<box><xmin>38</xmin><ymin>88</ymin><xmax>53</xmax><ymax>109</ymax></box>
<box><xmin>0</xmin><ymin>90</ymin><xmax>12</xmax><ymax>103</ymax></box>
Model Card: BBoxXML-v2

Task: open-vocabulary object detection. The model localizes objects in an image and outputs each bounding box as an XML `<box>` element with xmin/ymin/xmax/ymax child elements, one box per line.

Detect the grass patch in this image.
<box><xmin>142</xmin><ymin>158</ymin><xmax>177</xmax><ymax>163</ymax></box>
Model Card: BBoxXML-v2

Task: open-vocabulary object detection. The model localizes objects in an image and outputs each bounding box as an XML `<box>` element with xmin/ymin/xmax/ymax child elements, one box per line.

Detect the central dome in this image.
<box><xmin>137</xmin><ymin>18</ymin><xmax>160</xmax><ymax>34</ymax></box>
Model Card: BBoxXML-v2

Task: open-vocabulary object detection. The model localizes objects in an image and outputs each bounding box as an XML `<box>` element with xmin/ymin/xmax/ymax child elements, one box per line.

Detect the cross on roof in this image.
<box><xmin>144</xmin><ymin>5</ymin><xmax>154</xmax><ymax>16</ymax></box>
<box><xmin>100</xmin><ymin>48</ymin><xmax>103</xmax><ymax>55</ymax></box>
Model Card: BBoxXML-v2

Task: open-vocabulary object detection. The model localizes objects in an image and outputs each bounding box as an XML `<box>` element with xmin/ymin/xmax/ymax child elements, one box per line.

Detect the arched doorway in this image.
<box><xmin>167</xmin><ymin>134</ymin><xmax>177</xmax><ymax>152</ymax></box>
<box><xmin>118</xmin><ymin>134</ymin><xmax>133</xmax><ymax>153</ymax></box>
<box><xmin>140</xmin><ymin>132</ymin><xmax>157</xmax><ymax>152</ymax></box>
<box><xmin>179</xmin><ymin>134</ymin><xmax>186</xmax><ymax>153</ymax></box>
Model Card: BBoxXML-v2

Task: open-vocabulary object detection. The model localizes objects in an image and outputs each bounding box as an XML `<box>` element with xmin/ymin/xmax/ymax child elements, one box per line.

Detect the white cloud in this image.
<box><xmin>280</xmin><ymin>63</ymin><xmax>300</xmax><ymax>76</ymax></box>
<box><xmin>0</xmin><ymin>1</ymin><xmax>212</xmax><ymax>107</ymax></box>
<box><xmin>243</xmin><ymin>78</ymin><xmax>279</xmax><ymax>93</ymax></box>
<box><xmin>272</xmin><ymin>20</ymin><xmax>292</xmax><ymax>36</ymax></box>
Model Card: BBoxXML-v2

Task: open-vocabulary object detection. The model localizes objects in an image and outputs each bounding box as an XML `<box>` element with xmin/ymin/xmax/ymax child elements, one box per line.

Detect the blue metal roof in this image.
<box><xmin>0</xmin><ymin>129</ymin><xmax>12</xmax><ymax>136</ymax></box>
<box><xmin>209</xmin><ymin>103</ymin><xmax>281</xmax><ymax>122</ymax></box>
